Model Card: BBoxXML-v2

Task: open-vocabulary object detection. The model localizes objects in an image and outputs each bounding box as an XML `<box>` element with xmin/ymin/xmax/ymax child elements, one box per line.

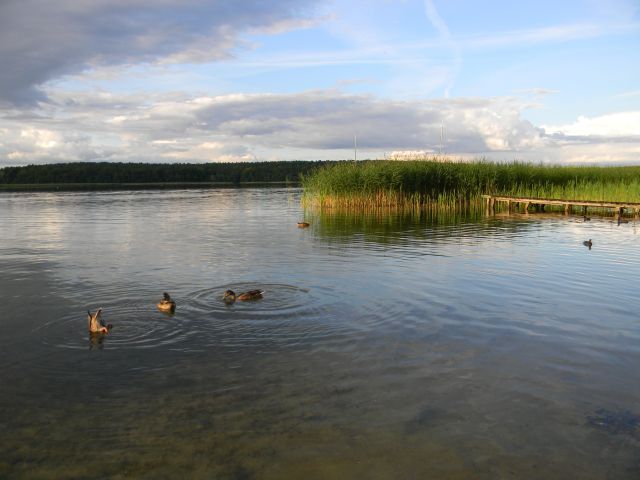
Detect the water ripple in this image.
<box><xmin>34</xmin><ymin>297</ymin><xmax>195</xmax><ymax>351</ymax></box>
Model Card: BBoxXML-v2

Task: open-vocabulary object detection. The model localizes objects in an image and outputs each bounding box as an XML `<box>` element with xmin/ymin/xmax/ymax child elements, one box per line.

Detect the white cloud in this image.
<box><xmin>542</xmin><ymin>111</ymin><xmax>640</xmax><ymax>137</ymax></box>
<box><xmin>613</xmin><ymin>90</ymin><xmax>640</xmax><ymax>99</ymax></box>
<box><xmin>2</xmin><ymin>88</ymin><xmax>638</xmax><ymax>166</ymax></box>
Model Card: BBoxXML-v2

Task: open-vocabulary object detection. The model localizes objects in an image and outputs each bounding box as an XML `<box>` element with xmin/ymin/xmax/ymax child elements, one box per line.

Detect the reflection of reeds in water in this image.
<box><xmin>304</xmin><ymin>202</ymin><xmax>488</xmax><ymax>243</ymax></box>
<box><xmin>301</xmin><ymin>160</ymin><xmax>640</xmax><ymax>208</ymax></box>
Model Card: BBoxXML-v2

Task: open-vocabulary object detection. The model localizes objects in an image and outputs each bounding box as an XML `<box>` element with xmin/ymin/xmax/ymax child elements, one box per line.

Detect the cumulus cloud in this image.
<box><xmin>542</xmin><ymin>111</ymin><xmax>640</xmax><ymax>137</ymax></box>
<box><xmin>0</xmin><ymin>88</ymin><xmax>573</xmax><ymax>165</ymax></box>
<box><xmin>2</xmin><ymin>86</ymin><xmax>639</xmax><ymax>166</ymax></box>
<box><xmin>0</xmin><ymin>0</ymin><xmax>318</xmax><ymax>105</ymax></box>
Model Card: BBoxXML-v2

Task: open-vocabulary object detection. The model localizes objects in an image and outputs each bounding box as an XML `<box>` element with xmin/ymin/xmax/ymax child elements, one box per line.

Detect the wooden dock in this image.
<box><xmin>482</xmin><ymin>195</ymin><xmax>640</xmax><ymax>216</ymax></box>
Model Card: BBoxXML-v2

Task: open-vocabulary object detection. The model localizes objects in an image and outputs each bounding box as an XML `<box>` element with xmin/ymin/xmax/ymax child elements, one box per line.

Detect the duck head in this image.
<box><xmin>222</xmin><ymin>290</ymin><xmax>237</xmax><ymax>303</ymax></box>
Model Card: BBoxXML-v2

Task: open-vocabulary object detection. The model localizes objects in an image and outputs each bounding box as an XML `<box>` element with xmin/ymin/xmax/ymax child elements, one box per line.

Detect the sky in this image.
<box><xmin>0</xmin><ymin>0</ymin><xmax>638</xmax><ymax>166</ymax></box>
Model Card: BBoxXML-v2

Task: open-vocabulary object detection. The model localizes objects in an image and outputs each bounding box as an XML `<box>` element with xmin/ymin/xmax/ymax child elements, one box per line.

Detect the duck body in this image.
<box><xmin>223</xmin><ymin>289</ymin><xmax>264</xmax><ymax>303</ymax></box>
<box><xmin>157</xmin><ymin>292</ymin><xmax>176</xmax><ymax>312</ymax></box>
<box><xmin>297</xmin><ymin>222</ymin><xmax>310</xmax><ymax>228</ymax></box>
<box><xmin>583</xmin><ymin>239</ymin><xmax>593</xmax><ymax>249</ymax></box>
<box><xmin>87</xmin><ymin>308</ymin><xmax>112</xmax><ymax>334</ymax></box>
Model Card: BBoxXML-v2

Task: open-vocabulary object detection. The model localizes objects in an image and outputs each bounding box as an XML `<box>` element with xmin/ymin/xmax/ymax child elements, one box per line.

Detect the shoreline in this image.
<box><xmin>0</xmin><ymin>181</ymin><xmax>300</xmax><ymax>192</ymax></box>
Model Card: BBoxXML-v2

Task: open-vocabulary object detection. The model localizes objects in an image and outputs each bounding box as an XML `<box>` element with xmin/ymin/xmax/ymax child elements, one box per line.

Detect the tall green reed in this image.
<box><xmin>301</xmin><ymin>159</ymin><xmax>640</xmax><ymax>208</ymax></box>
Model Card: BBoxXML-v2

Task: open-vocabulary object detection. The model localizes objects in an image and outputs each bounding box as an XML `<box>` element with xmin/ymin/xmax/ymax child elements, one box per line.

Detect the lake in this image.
<box><xmin>1</xmin><ymin>188</ymin><xmax>639</xmax><ymax>479</ymax></box>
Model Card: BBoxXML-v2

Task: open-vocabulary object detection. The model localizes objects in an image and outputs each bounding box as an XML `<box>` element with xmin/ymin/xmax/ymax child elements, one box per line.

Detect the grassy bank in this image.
<box><xmin>301</xmin><ymin>160</ymin><xmax>640</xmax><ymax>208</ymax></box>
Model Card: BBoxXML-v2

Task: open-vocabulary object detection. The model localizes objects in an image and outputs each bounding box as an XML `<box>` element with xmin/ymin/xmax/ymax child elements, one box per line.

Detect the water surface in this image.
<box><xmin>1</xmin><ymin>188</ymin><xmax>639</xmax><ymax>479</ymax></box>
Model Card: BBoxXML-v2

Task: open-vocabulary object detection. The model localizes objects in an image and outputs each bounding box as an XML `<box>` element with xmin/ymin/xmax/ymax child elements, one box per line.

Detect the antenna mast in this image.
<box><xmin>354</xmin><ymin>133</ymin><xmax>357</xmax><ymax>161</ymax></box>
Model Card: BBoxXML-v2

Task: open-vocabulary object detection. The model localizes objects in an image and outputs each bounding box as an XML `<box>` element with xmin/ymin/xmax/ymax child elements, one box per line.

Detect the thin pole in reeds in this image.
<box><xmin>354</xmin><ymin>133</ymin><xmax>357</xmax><ymax>162</ymax></box>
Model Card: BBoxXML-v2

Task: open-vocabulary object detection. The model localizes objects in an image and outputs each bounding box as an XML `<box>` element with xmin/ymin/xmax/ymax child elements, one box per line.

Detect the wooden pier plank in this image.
<box><xmin>482</xmin><ymin>195</ymin><xmax>640</xmax><ymax>210</ymax></box>
<box><xmin>482</xmin><ymin>194</ymin><xmax>640</xmax><ymax>216</ymax></box>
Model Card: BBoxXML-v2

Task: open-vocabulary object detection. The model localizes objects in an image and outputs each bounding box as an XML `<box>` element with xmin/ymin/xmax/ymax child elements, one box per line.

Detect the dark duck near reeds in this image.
<box><xmin>583</xmin><ymin>239</ymin><xmax>593</xmax><ymax>249</ymax></box>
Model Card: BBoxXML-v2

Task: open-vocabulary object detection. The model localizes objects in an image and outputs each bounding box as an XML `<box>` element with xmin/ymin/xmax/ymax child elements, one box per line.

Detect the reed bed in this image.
<box><xmin>301</xmin><ymin>159</ymin><xmax>640</xmax><ymax>208</ymax></box>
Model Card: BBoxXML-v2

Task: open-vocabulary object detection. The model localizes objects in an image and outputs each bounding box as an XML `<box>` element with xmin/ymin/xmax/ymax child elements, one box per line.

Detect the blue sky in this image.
<box><xmin>0</xmin><ymin>0</ymin><xmax>638</xmax><ymax>165</ymax></box>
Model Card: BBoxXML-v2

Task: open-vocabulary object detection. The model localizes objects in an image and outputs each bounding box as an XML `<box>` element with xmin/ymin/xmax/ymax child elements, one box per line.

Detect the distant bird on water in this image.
<box><xmin>223</xmin><ymin>289</ymin><xmax>264</xmax><ymax>303</ymax></box>
<box><xmin>297</xmin><ymin>222</ymin><xmax>310</xmax><ymax>228</ymax></box>
<box><xmin>157</xmin><ymin>292</ymin><xmax>176</xmax><ymax>313</ymax></box>
<box><xmin>583</xmin><ymin>216</ymin><xmax>591</xmax><ymax>222</ymax></box>
<box><xmin>583</xmin><ymin>239</ymin><xmax>593</xmax><ymax>249</ymax></box>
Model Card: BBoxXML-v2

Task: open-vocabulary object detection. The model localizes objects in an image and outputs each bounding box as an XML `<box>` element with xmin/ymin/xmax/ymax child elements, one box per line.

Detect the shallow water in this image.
<box><xmin>1</xmin><ymin>188</ymin><xmax>639</xmax><ymax>479</ymax></box>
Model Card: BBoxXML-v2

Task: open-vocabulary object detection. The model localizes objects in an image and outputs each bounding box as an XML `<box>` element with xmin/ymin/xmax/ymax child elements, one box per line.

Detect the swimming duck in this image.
<box><xmin>583</xmin><ymin>216</ymin><xmax>591</xmax><ymax>222</ymax></box>
<box><xmin>583</xmin><ymin>239</ymin><xmax>593</xmax><ymax>249</ymax></box>
<box><xmin>297</xmin><ymin>222</ymin><xmax>310</xmax><ymax>228</ymax></box>
<box><xmin>223</xmin><ymin>289</ymin><xmax>264</xmax><ymax>303</ymax></box>
<box><xmin>157</xmin><ymin>292</ymin><xmax>176</xmax><ymax>312</ymax></box>
<box><xmin>87</xmin><ymin>308</ymin><xmax>112</xmax><ymax>334</ymax></box>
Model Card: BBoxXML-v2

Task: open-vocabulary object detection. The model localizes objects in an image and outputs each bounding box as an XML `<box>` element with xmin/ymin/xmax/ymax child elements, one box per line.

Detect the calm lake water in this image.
<box><xmin>1</xmin><ymin>188</ymin><xmax>639</xmax><ymax>479</ymax></box>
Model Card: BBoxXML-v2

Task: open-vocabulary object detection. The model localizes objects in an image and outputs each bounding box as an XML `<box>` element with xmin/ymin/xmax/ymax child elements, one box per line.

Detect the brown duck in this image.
<box><xmin>157</xmin><ymin>292</ymin><xmax>176</xmax><ymax>313</ymax></box>
<box><xmin>87</xmin><ymin>308</ymin><xmax>112</xmax><ymax>334</ymax></box>
<box><xmin>222</xmin><ymin>289</ymin><xmax>264</xmax><ymax>303</ymax></box>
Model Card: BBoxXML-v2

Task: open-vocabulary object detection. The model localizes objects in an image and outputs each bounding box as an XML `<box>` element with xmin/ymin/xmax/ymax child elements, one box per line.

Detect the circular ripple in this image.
<box><xmin>180</xmin><ymin>283</ymin><xmax>351</xmax><ymax>350</ymax></box>
<box><xmin>186</xmin><ymin>283</ymin><xmax>316</xmax><ymax>316</ymax></box>
<box><xmin>35</xmin><ymin>296</ymin><xmax>195</xmax><ymax>351</ymax></box>
<box><xmin>32</xmin><ymin>284</ymin><xmax>362</xmax><ymax>354</ymax></box>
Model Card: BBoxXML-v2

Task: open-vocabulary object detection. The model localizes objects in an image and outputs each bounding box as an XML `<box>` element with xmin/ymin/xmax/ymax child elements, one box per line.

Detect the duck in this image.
<box><xmin>297</xmin><ymin>222</ymin><xmax>310</xmax><ymax>228</ymax></box>
<box><xmin>583</xmin><ymin>239</ymin><xmax>593</xmax><ymax>249</ymax></box>
<box><xmin>583</xmin><ymin>216</ymin><xmax>591</xmax><ymax>222</ymax></box>
<box><xmin>157</xmin><ymin>292</ymin><xmax>176</xmax><ymax>313</ymax></box>
<box><xmin>223</xmin><ymin>289</ymin><xmax>264</xmax><ymax>303</ymax></box>
<box><xmin>87</xmin><ymin>308</ymin><xmax>112</xmax><ymax>334</ymax></box>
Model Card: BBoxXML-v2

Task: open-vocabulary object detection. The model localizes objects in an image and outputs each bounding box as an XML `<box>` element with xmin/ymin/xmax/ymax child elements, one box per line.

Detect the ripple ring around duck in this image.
<box><xmin>34</xmin><ymin>297</ymin><xmax>195</xmax><ymax>351</ymax></box>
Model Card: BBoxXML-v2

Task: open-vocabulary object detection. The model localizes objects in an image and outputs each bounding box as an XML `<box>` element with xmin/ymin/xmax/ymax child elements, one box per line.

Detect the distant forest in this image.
<box><xmin>0</xmin><ymin>161</ymin><xmax>337</xmax><ymax>185</ymax></box>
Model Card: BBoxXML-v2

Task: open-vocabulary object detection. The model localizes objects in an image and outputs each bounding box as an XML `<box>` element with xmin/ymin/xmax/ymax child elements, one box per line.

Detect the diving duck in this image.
<box><xmin>223</xmin><ymin>289</ymin><xmax>264</xmax><ymax>303</ymax></box>
<box><xmin>297</xmin><ymin>222</ymin><xmax>310</xmax><ymax>228</ymax></box>
<box><xmin>583</xmin><ymin>239</ymin><xmax>593</xmax><ymax>249</ymax></box>
<box><xmin>157</xmin><ymin>292</ymin><xmax>176</xmax><ymax>312</ymax></box>
<box><xmin>87</xmin><ymin>308</ymin><xmax>112</xmax><ymax>334</ymax></box>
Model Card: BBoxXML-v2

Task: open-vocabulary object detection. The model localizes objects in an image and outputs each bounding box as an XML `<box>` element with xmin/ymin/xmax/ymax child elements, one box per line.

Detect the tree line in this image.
<box><xmin>0</xmin><ymin>161</ymin><xmax>338</xmax><ymax>185</ymax></box>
